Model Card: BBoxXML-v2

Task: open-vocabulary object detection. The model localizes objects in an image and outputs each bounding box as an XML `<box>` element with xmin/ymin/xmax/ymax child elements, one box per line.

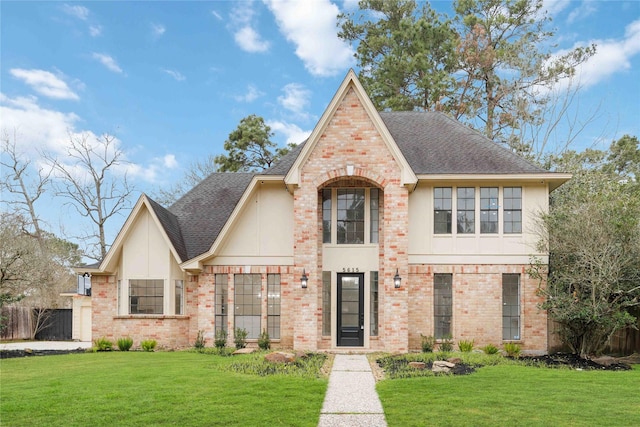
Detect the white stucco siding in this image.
<box><xmin>122</xmin><ymin>209</ymin><xmax>171</xmax><ymax>279</ymax></box>
<box><xmin>215</xmin><ymin>182</ymin><xmax>294</xmax><ymax>264</ymax></box>
<box><xmin>408</xmin><ymin>182</ymin><xmax>549</xmax><ymax>264</ymax></box>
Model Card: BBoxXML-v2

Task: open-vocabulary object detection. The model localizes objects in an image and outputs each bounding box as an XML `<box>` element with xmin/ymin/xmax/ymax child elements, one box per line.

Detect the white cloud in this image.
<box><xmin>264</xmin><ymin>0</ymin><xmax>354</xmax><ymax>76</ymax></box>
<box><xmin>230</xmin><ymin>2</ymin><xmax>270</xmax><ymax>53</ymax></box>
<box><xmin>567</xmin><ymin>0</ymin><xmax>597</xmax><ymax>24</ymax></box>
<box><xmin>553</xmin><ymin>18</ymin><xmax>640</xmax><ymax>90</ymax></box>
<box><xmin>278</xmin><ymin>83</ymin><xmax>311</xmax><ymax>118</ymax></box>
<box><xmin>268</xmin><ymin>120</ymin><xmax>312</xmax><ymax>145</ymax></box>
<box><xmin>92</xmin><ymin>53</ymin><xmax>123</xmax><ymax>74</ymax></box>
<box><xmin>542</xmin><ymin>0</ymin><xmax>572</xmax><ymax>16</ymax></box>
<box><xmin>163</xmin><ymin>154</ymin><xmax>178</xmax><ymax>169</ymax></box>
<box><xmin>151</xmin><ymin>23</ymin><xmax>166</xmax><ymax>37</ymax></box>
<box><xmin>10</xmin><ymin>69</ymin><xmax>79</xmax><ymax>101</ymax></box>
<box><xmin>162</xmin><ymin>69</ymin><xmax>186</xmax><ymax>81</ymax></box>
<box><xmin>211</xmin><ymin>10</ymin><xmax>223</xmax><ymax>20</ymax></box>
<box><xmin>89</xmin><ymin>25</ymin><xmax>102</xmax><ymax>37</ymax></box>
<box><xmin>62</xmin><ymin>4</ymin><xmax>89</xmax><ymax>20</ymax></box>
<box><xmin>235</xmin><ymin>26</ymin><xmax>270</xmax><ymax>53</ymax></box>
<box><xmin>0</xmin><ymin>93</ymin><xmax>80</xmax><ymax>155</ymax></box>
<box><xmin>234</xmin><ymin>84</ymin><xmax>264</xmax><ymax>102</ymax></box>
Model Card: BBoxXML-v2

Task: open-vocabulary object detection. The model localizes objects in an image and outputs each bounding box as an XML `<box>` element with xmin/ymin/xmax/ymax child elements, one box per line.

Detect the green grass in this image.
<box><xmin>0</xmin><ymin>351</ymin><xmax>327</xmax><ymax>426</ymax></box>
<box><xmin>377</xmin><ymin>364</ymin><xmax>640</xmax><ymax>427</ymax></box>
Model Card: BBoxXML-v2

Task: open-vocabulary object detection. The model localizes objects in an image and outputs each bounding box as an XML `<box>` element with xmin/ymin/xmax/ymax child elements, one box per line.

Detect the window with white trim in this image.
<box><xmin>434</xmin><ymin>187</ymin><xmax>452</xmax><ymax>234</ymax></box>
<box><xmin>480</xmin><ymin>187</ymin><xmax>499</xmax><ymax>233</ymax></box>
<box><xmin>503</xmin><ymin>187</ymin><xmax>522</xmax><ymax>233</ymax></box>
<box><xmin>456</xmin><ymin>187</ymin><xmax>475</xmax><ymax>234</ymax></box>
<box><xmin>129</xmin><ymin>279</ymin><xmax>163</xmax><ymax>314</ymax></box>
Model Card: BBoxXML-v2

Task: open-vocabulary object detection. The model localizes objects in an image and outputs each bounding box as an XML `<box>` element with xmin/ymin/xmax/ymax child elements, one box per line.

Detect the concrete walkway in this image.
<box><xmin>318</xmin><ymin>354</ymin><xmax>387</xmax><ymax>427</ymax></box>
<box><xmin>0</xmin><ymin>341</ymin><xmax>92</xmax><ymax>351</ymax></box>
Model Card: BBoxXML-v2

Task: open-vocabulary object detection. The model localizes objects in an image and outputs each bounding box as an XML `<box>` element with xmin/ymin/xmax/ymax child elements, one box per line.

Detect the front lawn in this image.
<box><xmin>377</xmin><ymin>363</ymin><xmax>640</xmax><ymax>427</ymax></box>
<box><xmin>0</xmin><ymin>351</ymin><xmax>328</xmax><ymax>426</ymax></box>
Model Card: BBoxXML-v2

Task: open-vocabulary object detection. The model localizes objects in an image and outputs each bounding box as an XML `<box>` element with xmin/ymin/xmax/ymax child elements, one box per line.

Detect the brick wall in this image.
<box><xmin>91</xmin><ymin>274</ymin><xmax>193</xmax><ymax>349</ymax></box>
<box><xmin>408</xmin><ymin>264</ymin><xmax>547</xmax><ymax>354</ymax></box>
<box><xmin>294</xmin><ymin>85</ymin><xmax>409</xmax><ymax>352</ymax></box>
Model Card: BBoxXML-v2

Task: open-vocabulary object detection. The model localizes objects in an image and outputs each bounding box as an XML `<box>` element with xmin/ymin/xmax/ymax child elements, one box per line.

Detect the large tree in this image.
<box><xmin>44</xmin><ymin>133</ymin><xmax>134</xmax><ymax>261</ymax></box>
<box><xmin>338</xmin><ymin>0</ymin><xmax>595</xmax><ymax>156</ymax></box>
<box><xmin>531</xmin><ymin>135</ymin><xmax>640</xmax><ymax>357</ymax></box>
<box><xmin>1</xmin><ymin>129</ymin><xmax>51</xmax><ymax>246</ymax></box>
<box><xmin>214</xmin><ymin>115</ymin><xmax>294</xmax><ymax>173</ymax></box>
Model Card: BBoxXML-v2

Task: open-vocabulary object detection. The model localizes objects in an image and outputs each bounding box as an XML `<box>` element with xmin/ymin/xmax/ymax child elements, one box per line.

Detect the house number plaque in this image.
<box><xmin>341</xmin><ymin>267</ymin><xmax>360</xmax><ymax>272</ymax></box>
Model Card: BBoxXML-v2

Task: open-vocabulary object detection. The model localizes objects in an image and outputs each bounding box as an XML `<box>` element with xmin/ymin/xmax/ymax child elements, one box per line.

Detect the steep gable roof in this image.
<box><xmin>168</xmin><ymin>172</ymin><xmax>254</xmax><ymax>260</ymax></box>
<box><xmin>380</xmin><ymin>111</ymin><xmax>546</xmax><ymax>175</ymax></box>
<box><xmin>146</xmin><ymin>197</ymin><xmax>188</xmax><ymax>262</ymax></box>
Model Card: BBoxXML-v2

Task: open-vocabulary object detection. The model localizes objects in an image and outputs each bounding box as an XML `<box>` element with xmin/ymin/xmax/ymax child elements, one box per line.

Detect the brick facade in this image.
<box><xmin>89</xmin><ymin>74</ymin><xmax>551</xmax><ymax>354</ymax></box>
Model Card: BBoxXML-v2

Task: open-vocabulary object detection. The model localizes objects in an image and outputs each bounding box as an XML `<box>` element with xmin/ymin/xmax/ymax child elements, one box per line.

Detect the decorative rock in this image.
<box><xmin>432</xmin><ymin>360</ymin><xmax>455</xmax><ymax>373</ymax></box>
<box><xmin>264</xmin><ymin>351</ymin><xmax>296</xmax><ymax>364</ymax></box>
<box><xmin>591</xmin><ymin>356</ymin><xmax>616</xmax><ymax>367</ymax></box>
<box><xmin>408</xmin><ymin>361</ymin><xmax>426</xmax><ymax>370</ymax></box>
<box><xmin>232</xmin><ymin>347</ymin><xmax>255</xmax><ymax>355</ymax></box>
<box><xmin>447</xmin><ymin>357</ymin><xmax>462</xmax><ymax>364</ymax></box>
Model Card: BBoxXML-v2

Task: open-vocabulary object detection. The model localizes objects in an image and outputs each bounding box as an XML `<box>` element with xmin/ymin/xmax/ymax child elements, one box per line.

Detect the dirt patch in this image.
<box><xmin>521</xmin><ymin>353</ymin><xmax>633</xmax><ymax>371</ymax></box>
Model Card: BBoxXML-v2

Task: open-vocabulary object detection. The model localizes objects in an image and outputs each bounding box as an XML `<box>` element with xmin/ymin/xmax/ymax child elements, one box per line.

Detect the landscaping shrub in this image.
<box><xmin>438</xmin><ymin>335</ymin><xmax>454</xmax><ymax>352</ymax></box>
<box><xmin>504</xmin><ymin>342</ymin><xmax>521</xmax><ymax>358</ymax></box>
<box><xmin>117</xmin><ymin>337</ymin><xmax>133</xmax><ymax>351</ymax></box>
<box><xmin>420</xmin><ymin>334</ymin><xmax>435</xmax><ymax>352</ymax></box>
<box><xmin>481</xmin><ymin>343</ymin><xmax>500</xmax><ymax>355</ymax></box>
<box><xmin>258</xmin><ymin>330</ymin><xmax>270</xmax><ymax>350</ymax></box>
<box><xmin>228</xmin><ymin>352</ymin><xmax>327</xmax><ymax>377</ymax></box>
<box><xmin>94</xmin><ymin>337</ymin><xmax>113</xmax><ymax>352</ymax></box>
<box><xmin>234</xmin><ymin>328</ymin><xmax>248</xmax><ymax>349</ymax></box>
<box><xmin>214</xmin><ymin>329</ymin><xmax>227</xmax><ymax>349</ymax></box>
<box><xmin>141</xmin><ymin>339</ymin><xmax>157</xmax><ymax>352</ymax></box>
<box><xmin>194</xmin><ymin>330</ymin><xmax>206</xmax><ymax>349</ymax></box>
<box><xmin>458</xmin><ymin>339</ymin><xmax>474</xmax><ymax>352</ymax></box>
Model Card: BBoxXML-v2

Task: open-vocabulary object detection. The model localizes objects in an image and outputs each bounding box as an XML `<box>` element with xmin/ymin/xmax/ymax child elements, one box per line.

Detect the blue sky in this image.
<box><xmin>1</xmin><ymin>1</ymin><xmax>639</xmax><ymax>254</ymax></box>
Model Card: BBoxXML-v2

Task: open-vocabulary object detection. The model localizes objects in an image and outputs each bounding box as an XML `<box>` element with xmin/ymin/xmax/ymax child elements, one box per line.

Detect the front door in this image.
<box><xmin>337</xmin><ymin>273</ymin><xmax>364</xmax><ymax>347</ymax></box>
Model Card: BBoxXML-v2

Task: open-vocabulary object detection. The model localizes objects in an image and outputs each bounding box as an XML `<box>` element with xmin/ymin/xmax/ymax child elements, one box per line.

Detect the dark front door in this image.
<box><xmin>337</xmin><ymin>273</ymin><xmax>364</xmax><ymax>347</ymax></box>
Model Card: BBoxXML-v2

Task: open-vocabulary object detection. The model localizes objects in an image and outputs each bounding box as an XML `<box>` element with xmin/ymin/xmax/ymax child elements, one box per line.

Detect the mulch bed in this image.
<box><xmin>0</xmin><ymin>349</ymin><xmax>88</xmax><ymax>359</ymax></box>
<box><xmin>521</xmin><ymin>353</ymin><xmax>633</xmax><ymax>371</ymax></box>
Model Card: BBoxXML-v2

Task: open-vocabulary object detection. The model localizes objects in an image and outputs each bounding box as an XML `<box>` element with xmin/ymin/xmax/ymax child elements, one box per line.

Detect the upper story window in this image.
<box><xmin>480</xmin><ymin>187</ymin><xmax>499</xmax><ymax>234</ymax></box>
<box><xmin>434</xmin><ymin>187</ymin><xmax>452</xmax><ymax>234</ymax></box>
<box><xmin>433</xmin><ymin>186</ymin><xmax>522</xmax><ymax>235</ymax></box>
<box><xmin>338</xmin><ymin>189</ymin><xmax>365</xmax><ymax>244</ymax></box>
<box><xmin>503</xmin><ymin>187</ymin><xmax>522</xmax><ymax>233</ymax></box>
<box><xmin>457</xmin><ymin>187</ymin><xmax>475</xmax><ymax>234</ymax></box>
<box><xmin>322</xmin><ymin>187</ymin><xmax>380</xmax><ymax>244</ymax></box>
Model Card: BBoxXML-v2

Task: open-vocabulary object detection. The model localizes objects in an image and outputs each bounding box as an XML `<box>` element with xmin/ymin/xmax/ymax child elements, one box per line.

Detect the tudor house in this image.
<box><xmin>82</xmin><ymin>71</ymin><xmax>569</xmax><ymax>353</ymax></box>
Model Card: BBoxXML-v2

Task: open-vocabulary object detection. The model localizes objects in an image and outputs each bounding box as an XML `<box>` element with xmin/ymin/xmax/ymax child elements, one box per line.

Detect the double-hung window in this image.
<box><xmin>503</xmin><ymin>187</ymin><xmax>522</xmax><ymax>233</ymax></box>
<box><xmin>434</xmin><ymin>187</ymin><xmax>452</xmax><ymax>234</ymax></box>
<box><xmin>456</xmin><ymin>187</ymin><xmax>475</xmax><ymax>234</ymax></box>
<box><xmin>480</xmin><ymin>187</ymin><xmax>499</xmax><ymax>233</ymax></box>
<box><xmin>267</xmin><ymin>274</ymin><xmax>281</xmax><ymax>339</ymax></box>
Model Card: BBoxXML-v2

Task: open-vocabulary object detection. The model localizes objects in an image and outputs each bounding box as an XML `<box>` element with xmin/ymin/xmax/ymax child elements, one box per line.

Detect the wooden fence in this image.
<box><xmin>1</xmin><ymin>307</ymin><xmax>72</xmax><ymax>341</ymax></box>
<box><xmin>0</xmin><ymin>306</ymin><xmax>33</xmax><ymax>340</ymax></box>
<box><xmin>548</xmin><ymin>310</ymin><xmax>640</xmax><ymax>356</ymax></box>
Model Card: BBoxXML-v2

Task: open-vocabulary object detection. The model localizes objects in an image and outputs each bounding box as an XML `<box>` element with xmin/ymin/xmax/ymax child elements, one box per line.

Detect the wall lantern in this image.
<box><xmin>393</xmin><ymin>269</ymin><xmax>402</xmax><ymax>289</ymax></box>
<box><xmin>300</xmin><ymin>269</ymin><xmax>309</xmax><ymax>289</ymax></box>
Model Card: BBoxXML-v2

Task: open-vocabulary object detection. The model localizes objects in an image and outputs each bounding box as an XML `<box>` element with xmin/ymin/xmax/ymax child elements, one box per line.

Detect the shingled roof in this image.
<box><xmin>379</xmin><ymin>111</ymin><xmax>546</xmax><ymax>174</ymax></box>
<box><xmin>159</xmin><ymin>173</ymin><xmax>254</xmax><ymax>261</ymax></box>
<box><xmin>143</xmin><ymin>111</ymin><xmax>548</xmax><ymax>264</ymax></box>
